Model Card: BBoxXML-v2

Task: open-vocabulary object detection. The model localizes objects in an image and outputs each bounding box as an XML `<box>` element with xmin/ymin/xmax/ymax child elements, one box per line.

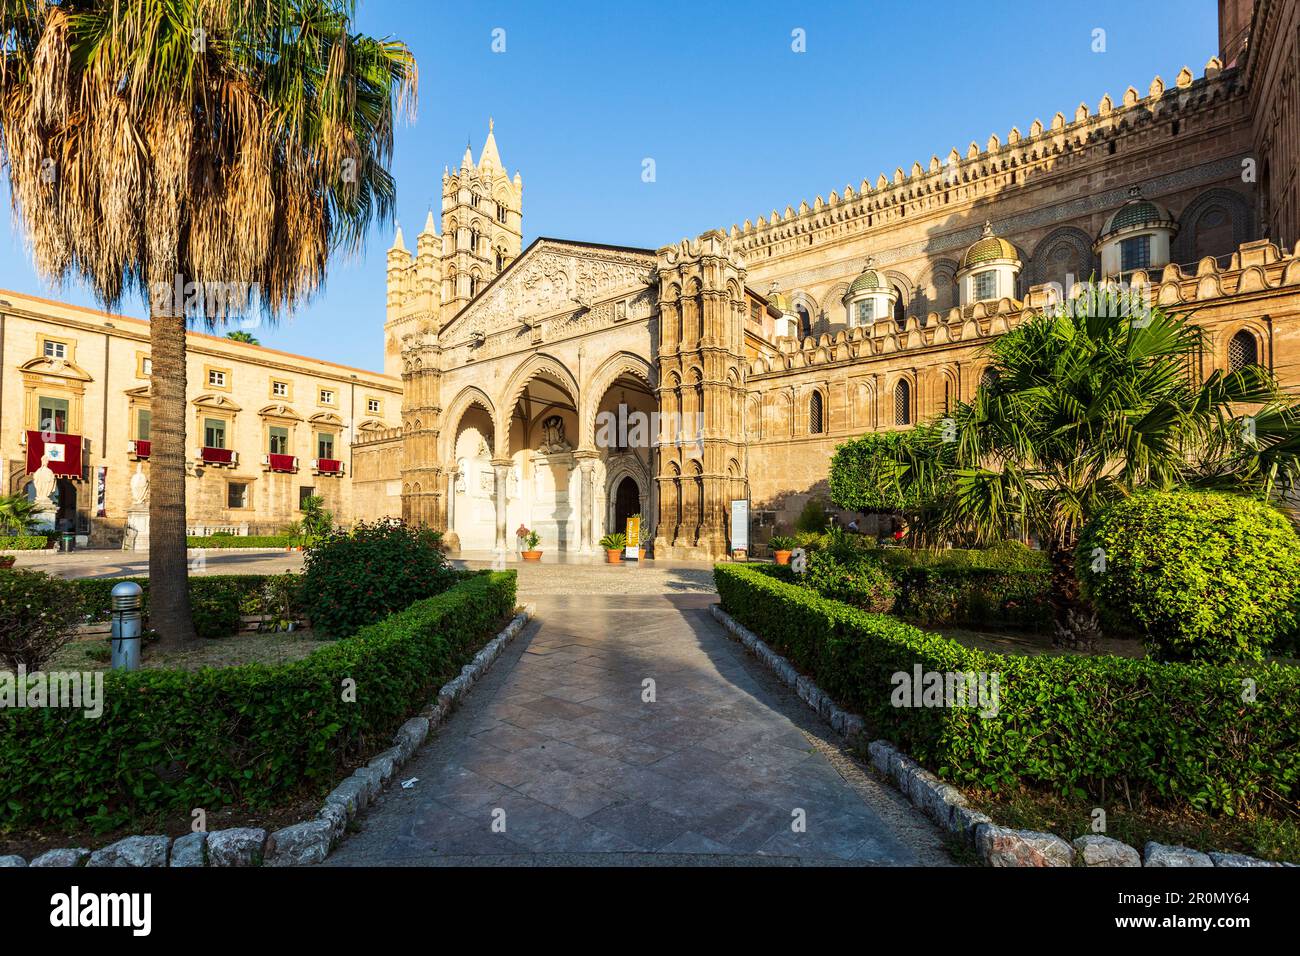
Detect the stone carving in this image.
<box><xmin>130</xmin><ymin>463</ymin><xmax>150</xmax><ymax>507</ymax></box>
<box><xmin>455</xmin><ymin>459</ymin><xmax>467</xmax><ymax>493</ymax></box>
<box><xmin>31</xmin><ymin>453</ymin><xmax>56</xmax><ymax>503</ymax></box>
<box><xmin>539</xmin><ymin>415</ymin><xmax>572</xmax><ymax>454</ymax></box>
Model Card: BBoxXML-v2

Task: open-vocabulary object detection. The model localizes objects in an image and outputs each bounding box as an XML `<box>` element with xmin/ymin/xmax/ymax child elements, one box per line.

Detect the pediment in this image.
<box><xmin>193</xmin><ymin>393</ymin><xmax>242</xmax><ymax>412</ymax></box>
<box><xmin>259</xmin><ymin>403</ymin><xmax>302</xmax><ymax>420</ymax></box>
<box><xmin>308</xmin><ymin>411</ymin><xmax>344</xmax><ymax>427</ymax></box>
<box><xmin>19</xmin><ymin>356</ymin><xmax>92</xmax><ymax>382</ymax></box>
<box><xmin>440</xmin><ymin>238</ymin><xmax>657</xmax><ymax>347</ymax></box>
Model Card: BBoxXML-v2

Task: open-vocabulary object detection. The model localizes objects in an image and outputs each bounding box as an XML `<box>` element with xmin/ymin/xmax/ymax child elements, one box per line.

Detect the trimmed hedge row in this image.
<box><xmin>186</xmin><ymin>535</ymin><xmax>299</xmax><ymax>549</ymax></box>
<box><xmin>715</xmin><ymin>564</ymin><xmax>1299</xmax><ymax>815</ymax></box>
<box><xmin>0</xmin><ymin>535</ymin><xmax>51</xmax><ymax>550</ymax></box>
<box><xmin>0</xmin><ymin>570</ymin><xmax>517</xmax><ymax>830</ymax></box>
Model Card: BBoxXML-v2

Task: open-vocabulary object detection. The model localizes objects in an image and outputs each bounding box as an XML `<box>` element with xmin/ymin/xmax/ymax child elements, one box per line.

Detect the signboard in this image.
<box><xmin>95</xmin><ymin>466</ymin><xmax>107</xmax><ymax>517</ymax></box>
<box><xmin>731</xmin><ymin>499</ymin><xmax>750</xmax><ymax>553</ymax></box>
<box><xmin>625</xmin><ymin>515</ymin><xmax>640</xmax><ymax>560</ymax></box>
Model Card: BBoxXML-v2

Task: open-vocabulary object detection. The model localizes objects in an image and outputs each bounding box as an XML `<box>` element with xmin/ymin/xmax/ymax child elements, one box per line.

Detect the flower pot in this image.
<box><xmin>605</xmin><ymin>549</ymin><xmax>622</xmax><ymax>563</ymax></box>
<box><xmin>773</xmin><ymin>550</ymin><xmax>792</xmax><ymax>565</ymax></box>
<box><xmin>522</xmin><ymin>550</ymin><xmax>542</xmax><ymax>562</ymax></box>
<box><xmin>0</xmin><ymin>556</ymin><xmax>15</xmax><ymax>569</ymax></box>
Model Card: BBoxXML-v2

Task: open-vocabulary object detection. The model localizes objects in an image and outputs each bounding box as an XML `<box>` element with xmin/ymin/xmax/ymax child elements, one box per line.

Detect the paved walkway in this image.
<box><xmin>326</xmin><ymin>592</ymin><xmax>952</xmax><ymax>866</ymax></box>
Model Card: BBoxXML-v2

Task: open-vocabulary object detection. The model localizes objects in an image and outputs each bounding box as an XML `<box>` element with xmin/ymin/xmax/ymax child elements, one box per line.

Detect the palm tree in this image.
<box><xmin>0</xmin><ymin>491</ymin><xmax>38</xmax><ymax>534</ymax></box>
<box><xmin>871</xmin><ymin>290</ymin><xmax>1300</xmax><ymax>644</ymax></box>
<box><xmin>0</xmin><ymin>0</ymin><xmax>415</xmax><ymax>645</ymax></box>
<box><xmin>225</xmin><ymin>330</ymin><xmax>260</xmax><ymax>345</ymax></box>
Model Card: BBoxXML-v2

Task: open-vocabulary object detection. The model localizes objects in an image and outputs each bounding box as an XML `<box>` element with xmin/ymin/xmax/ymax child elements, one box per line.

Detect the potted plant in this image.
<box><xmin>769</xmin><ymin>535</ymin><xmax>795</xmax><ymax>565</ymax></box>
<box><xmin>521</xmin><ymin>528</ymin><xmax>542</xmax><ymax>561</ymax></box>
<box><xmin>0</xmin><ymin>555</ymin><xmax>15</xmax><ymax>570</ymax></box>
<box><xmin>599</xmin><ymin>532</ymin><xmax>626</xmax><ymax>563</ymax></box>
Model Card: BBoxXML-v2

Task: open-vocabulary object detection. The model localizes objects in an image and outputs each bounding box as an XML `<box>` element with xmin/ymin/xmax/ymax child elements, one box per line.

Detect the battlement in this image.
<box><xmin>748</xmin><ymin>238</ymin><xmax>1300</xmax><ymax>377</ymax></box>
<box><xmin>729</xmin><ymin>59</ymin><xmax>1246</xmax><ymax>256</ymax></box>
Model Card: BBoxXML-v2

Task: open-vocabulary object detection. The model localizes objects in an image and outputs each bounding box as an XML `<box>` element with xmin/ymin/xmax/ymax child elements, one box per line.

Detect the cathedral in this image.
<box><xmin>360</xmin><ymin>0</ymin><xmax>1300</xmax><ymax>559</ymax></box>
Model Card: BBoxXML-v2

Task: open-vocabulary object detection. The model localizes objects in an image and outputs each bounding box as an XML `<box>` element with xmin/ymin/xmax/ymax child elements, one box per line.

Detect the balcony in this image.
<box><xmin>196</xmin><ymin>447</ymin><xmax>237</xmax><ymax>467</ymax></box>
<box><xmin>263</xmin><ymin>453</ymin><xmax>299</xmax><ymax>474</ymax></box>
<box><xmin>313</xmin><ymin>458</ymin><xmax>345</xmax><ymax>476</ymax></box>
<box><xmin>128</xmin><ymin>439</ymin><xmax>151</xmax><ymax>460</ymax></box>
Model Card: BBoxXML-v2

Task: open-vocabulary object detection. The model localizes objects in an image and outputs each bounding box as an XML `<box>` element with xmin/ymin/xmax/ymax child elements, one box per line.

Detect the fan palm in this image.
<box><xmin>0</xmin><ymin>0</ymin><xmax>415</xmax><ymax>645</ymax></box>
<box><xmin>0</xmin><ymin>491</ymin><xmax>39</xmax><ymax>534</ymax></box>
<box><xmin>875</xmin><ymin>290</ymin><xmax>1300</xmax><ymax>643</ymax></box>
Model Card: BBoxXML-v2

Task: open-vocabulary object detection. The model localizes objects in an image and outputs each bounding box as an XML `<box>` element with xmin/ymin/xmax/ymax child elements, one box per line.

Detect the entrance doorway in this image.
<box><xmin>613</xmin><ymin>476</ymin><xmax>640</xmax><ymax>537</ymax></box>
<box><xmin>55</xmin><ymin>477</ymin><xmax>77</xmax><ymax>532</ymax></box>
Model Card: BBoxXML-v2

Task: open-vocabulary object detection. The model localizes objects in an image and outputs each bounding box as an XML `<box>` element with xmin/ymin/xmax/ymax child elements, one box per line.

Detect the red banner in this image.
<box><xmin>316</xmin><ymin>458</ymin><xmax>344</xmax><ymax>475</ymax></box>
<box><xmin>25</xmin><ymin>430</ymin><xmax>83</xmax><ymax>478</ymax></box>
<box><xmin>268</xmin><ymin>453</ymin><xmax>297</xmax><ymax>473</ymax></box>
<box><xmin>201</xmin><ymin>447</ymin><xmax>233</xmax><ymax>465</ymax></box>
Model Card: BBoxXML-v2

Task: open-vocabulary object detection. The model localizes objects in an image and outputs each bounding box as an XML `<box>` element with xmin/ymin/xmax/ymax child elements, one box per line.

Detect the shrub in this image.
<box><xmin>768</xmin><ymin>535</ymin><xmax>796</xmax><ymax>552</ymax></box>
<box><xmin>0</xmin><ymin>534</ymin><xmax>51</xmax><ymax>550</ymax></box>
<box><xmin>714</xmin><ymin>564</ymin><xmax>1300</xmax><ymax>816</ymax></box>
<box><xmin>303</xmin><ymin>521</ymin><xmax>457</xmax><ymax>639</ymax></box>
<box><xmin>803</xmin><ymin>552</ymin><xmax>897</xmax><ymax>613</ymax></box>
<box><xmin>69</xmin><ymin>574</ymin><xmax>300</xmax><ymax>638</ymax></box>
<box><xmin>1078</xmin><ymin>490</ymin><xmax>1300</xmax><ymax>663</ymax></box>
<box><xmin>0</xmin><ymin>571</ymin><xmax>516</xmax><ymax>830</ymax></box>
<box><xmin>186</xmin><ymin>535</ymin><xmax>298</xmax><ymax>549</ymax></box>
<box><xmin>0</xmin><ymin>570</ymin><xmax>87</xmax><ymax>669</ymax></box>
<box><xmin>892</xmin><ymin>566</ymin><xmax>1050</xmax><ymax>628</ymax></box>
<box><xmin>599</xmin><ymin>532</ymin><xmax>626</xmax><ymax>550</ymax></box>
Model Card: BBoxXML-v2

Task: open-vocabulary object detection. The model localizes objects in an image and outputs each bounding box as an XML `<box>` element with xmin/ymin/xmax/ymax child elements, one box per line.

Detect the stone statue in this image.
<box><xmin>455</xmin><ymin>459</ymin><xmax>467</xmax><ymax>494</ymax></box>
<box><xmin>31</xmin><ymin>453</ymin><xmax>56</xmax><ymax>504</ymax></box>
<box><xmin>539</xmin><ymin>415</ymin><xmax>571</xmax><ymax>454</ymax></box>
<box><xmin>130</xmin><ymin>463</ymin><xmax>150</xmax><ymax>507</ymax></box>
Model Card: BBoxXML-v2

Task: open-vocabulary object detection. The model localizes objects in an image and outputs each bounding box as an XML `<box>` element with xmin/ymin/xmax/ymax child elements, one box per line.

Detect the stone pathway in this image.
<box><xmin>325</xmin><ymin>592</ymin><xmax>952</xmax><ymax>866</ymax></box>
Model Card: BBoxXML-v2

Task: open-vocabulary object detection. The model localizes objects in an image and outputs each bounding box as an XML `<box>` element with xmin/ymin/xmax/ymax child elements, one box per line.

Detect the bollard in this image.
<box><xmin>109</xmin><ymin>581</ymin><xmax>143</xmax><ymax>671</ymax></box>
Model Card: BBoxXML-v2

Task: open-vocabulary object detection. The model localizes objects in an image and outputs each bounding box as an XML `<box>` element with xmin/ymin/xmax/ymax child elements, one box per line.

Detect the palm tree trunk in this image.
<box><xmin>148</xmin><ymin>291</ymin><xmax>197</xmax><ymax>648</ymax></box>
<box><xmin>1047</xmin><ymin>536</ymin><xmax>1099</xmax><ymax>650</ymax></box>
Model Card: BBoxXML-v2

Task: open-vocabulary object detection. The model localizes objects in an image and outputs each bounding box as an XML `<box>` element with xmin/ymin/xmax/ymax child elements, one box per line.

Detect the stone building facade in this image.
<box><xmin>369</xmin><ymin>0</ymin><xmax>1300</xmax><ymax>558</ymax></box>
<box><xmin>0</xmin><ymin>290</ymin><xmax>402</xmax><ymax>543</ymax></box>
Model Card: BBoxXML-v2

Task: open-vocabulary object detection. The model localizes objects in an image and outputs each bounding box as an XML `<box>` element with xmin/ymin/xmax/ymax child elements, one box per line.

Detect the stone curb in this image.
<box><xmin>710</xmin><ymin>604</ymin><xmax>1282</xmax><ymax>869</ymax></box>
<box><xmin>6</xmin><ymin>604</ymin><xmax>535</xmax><ymax>869</ymax></box>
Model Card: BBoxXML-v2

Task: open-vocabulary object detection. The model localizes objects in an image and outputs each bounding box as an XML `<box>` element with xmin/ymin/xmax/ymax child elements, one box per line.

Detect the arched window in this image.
<box><xmin>1228</xmin><ymin>330</ymin><xmax>1258</xmax><ymax>371</ymax></box>
<box><xmin>809</xmin><ymin>392</ymin><xmax>824</xmax><ymax>434</ymax></box>
<box><xmin>981</xmin><ymin>367</ymin><xmax>998</xmax><ymax>391</ymax></box>
<box><xmin>469</xmin><ymin>273</ymin><xmax>481</xmax><ymax>298</ymax></box>
<box><xmin>894</xmin><ymin>380</ymin><xmax>910</xmax><ymax>426</ymax></box>
<box><xmin>892</xmin><ymin>286</ymin><xmax>906</xmax><ymax>327</ymax></box>
<box><xmin>795</xmin><ymin>306</ymin><xmax>811</xmax><ymax>338</ymax></box>
<box><xmin>468</xmin><ymin>225</ymin><xmax>480</xmax><ymax>254</ymax></box>
<box><xmin>495</xmin><ymin>249</ymin><xmax>505</xmax><ymax>273</ymax></box>
<box><xmin>470</xmin><ymin>191</ymin><xmax>481</xmax><ymax>208</ymax></box>
<box><xmin>942</xmin><ymin>378</ymin><xmax>951</xmax><ymax>416</ymax></box>
<box><xmin>496</xmin><ymin>203</ymin><xmax>508</xmax><ymax>224</ymax></box>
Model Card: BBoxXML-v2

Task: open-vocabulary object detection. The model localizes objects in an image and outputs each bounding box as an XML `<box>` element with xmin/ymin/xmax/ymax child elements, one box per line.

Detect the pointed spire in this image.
<box><xmin>390</xmin><ymin>222</ymin><xmax>406</xmax><ymax>252</ymax></box>
<box><xmin>479</xmin><ymin>116</ymin><xmax>503</xmax><ymax>171</ymax></box>
<box><xmin>461</xmin><ymin>140</ymin><xmax>473</xmax><ymax>170</ymax></box>
<box><xmin>421</xmin><ymin>208</ymin><xmax>437</xmax><ymax>235</ymax></box>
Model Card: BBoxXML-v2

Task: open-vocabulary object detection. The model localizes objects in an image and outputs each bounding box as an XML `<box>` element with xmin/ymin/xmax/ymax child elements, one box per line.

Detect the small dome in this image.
<box><xmin>844</xmin><ymin>258</ymin><xmax>889</xmax><ymax>299</ymax></box>
<box><xmin>765</xmin><ymin>283</ymin><xmax>792</xmax><ymax>312</ymax></box>
<box><xmin>961</xmin><ymin>222</ymin><xmax>1019</xmax><ymax>270</ymax></box>
<box><xmin>1099</xmin><ymin>190</ymin><xmax>1176</xmax><ymax>240</ymax></box>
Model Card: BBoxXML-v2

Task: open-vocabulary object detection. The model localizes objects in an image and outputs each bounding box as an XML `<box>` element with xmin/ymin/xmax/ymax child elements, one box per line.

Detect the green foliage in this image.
<box><xmin>794</xmin><ymin>499</ymin><xmax>829</xmax><ymax>534</ymax></box>
<box><xmin>299</xmin><ymin>495</ymin><xmax>334</xmax><ymax>537</ymax></box>
<box><xmin>69</xmin><ymin>575</ymin><xmax>297</xmax><ymax>638</ymax></box>
<box><xmin>0</xmin><ymin>570</ymin><xmax>87</xmax><ymax>669</ymax></box>
<box><xmin>302</xmin><ymin>521</ymin><xmax>457</xmax><ymax>639</ymax></box>
<box><xmin>802</xmin><ymin>551</ymin><xmax>897</xmax><ymax>613</ymax></box>
<box><xmin>768</xmin><ymin>535</ymin><xmax>796</xmax><ymax>551</ymax></box>
<box><xmin>892</xmin><ymin>565</ymin><xmax>1051</xmax><ymax>628</ymax></box>
<box><xmin>598</xmin><ymin>532</ymin><xmax>626</xmax><ymax>550</ymax></box>
<box><xmin>0</xmin><ymin>572</ymin><xmax>516</xmax><ymax>831</ymax></box>
<box><xmin>0</xmin><ymin>534</ymin><xmax>51</xmax><ymax>550</ymax></box>
<box><xmin>829</xmin><ymin>430</ymin><xmax>930</xmax><ymax>513</ymax></box>
<box><xmin>186</xmin><ymin>535</ymin><xmax>298</xmax><ymax>549</ymax></box>
<box><xmin>1079</xmin><ymin>490</ymin><xmax>1300</xmax><ymax>663</ymax></box>
<box><xmin>0</xmin><ymin>493</ymin><xmax>40</xmax><ymax>534</ymax></box>
<box><xmin>878</xmin><ymin>542</ymin><xmax>1049</xmax><ymax>573</ymax></box>
<box><xmin>714</xmin><ymin>564</ymin><xmax>1300</xmax><ymax>816</ymax></box>
<box><xmin>523</xmin><ymin>529</ymin><xmax>541</xmax><ymax>550</ymax></box>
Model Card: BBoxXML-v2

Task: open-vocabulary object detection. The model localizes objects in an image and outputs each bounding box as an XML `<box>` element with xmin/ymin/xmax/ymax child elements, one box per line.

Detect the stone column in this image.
<box><xmin>491</xmin><ymin>458</ymin><xmax>511</xmax><ymax>553</ymax></box>
<box><xmin>575</xmin><ymin>451</ymin><xmax>598</xmax><ymax>554</ymax></box>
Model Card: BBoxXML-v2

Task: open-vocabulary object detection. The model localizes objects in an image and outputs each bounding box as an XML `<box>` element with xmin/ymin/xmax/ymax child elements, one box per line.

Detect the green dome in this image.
<box><xmin>1100</xmin><ymin>196</ymin><xmax>1175</xmax><ymax>239</ymax></box>
<box><xmin>961</xmin><ymin>224</ymin><xmax>1019</xmax><ymax>270</ymax></box>
<box><xmin>845</xmin><ymin>266</ymin><xmax>888</xmax><ymax>298</ymax></box>
<box><xmin>766</xmin><ymin>288</ymin><xmax>792</xmax><ymax>311</ymax></box>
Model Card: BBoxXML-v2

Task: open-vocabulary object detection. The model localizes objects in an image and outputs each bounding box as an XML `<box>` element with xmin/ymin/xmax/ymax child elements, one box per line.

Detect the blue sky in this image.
<box><xmin>0</xmin><ymin>0</ymin><xmax>1219</xmax><ymax>371</ymax></box>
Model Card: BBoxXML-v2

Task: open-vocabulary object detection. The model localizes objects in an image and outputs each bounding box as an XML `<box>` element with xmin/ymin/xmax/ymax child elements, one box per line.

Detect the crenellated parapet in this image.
<box><xmin>728</xmin><ymin>59</ymin><xmax>1245</xmax><ymax>262</ymax></box>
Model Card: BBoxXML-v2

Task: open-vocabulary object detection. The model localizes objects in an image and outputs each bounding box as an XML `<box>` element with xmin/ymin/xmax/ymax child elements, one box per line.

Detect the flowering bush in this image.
<box><xmin>303</xmin><ymin>521</ymin><xmax>458</xmax><ymax>639</ymax></box>
<box><xmin>0</xmin><ymin>569</ymin><xmax>87</xmax><ymax>669</ymax></box>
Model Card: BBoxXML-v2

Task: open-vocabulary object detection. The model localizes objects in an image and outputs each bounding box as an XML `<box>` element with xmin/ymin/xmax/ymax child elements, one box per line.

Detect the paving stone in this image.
<box><xmin>206</xmin><ymin>828</ymin><xmax>267</xmax><ymax>867</ymax></box>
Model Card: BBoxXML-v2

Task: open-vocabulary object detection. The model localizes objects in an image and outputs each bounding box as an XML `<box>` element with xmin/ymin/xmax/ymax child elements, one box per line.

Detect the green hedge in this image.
<box><xmin>186</xmin><ymin>535</ymin><xmax>299</xmax><ymax>549</ymax></box>
<box><xmin>69</xmin><ymin>575</ymin><xmax>289</xmax><ymax>638</ymax></box>
<box><xmin>0</xmin><ymin>535</ymin><xmax>51</xmax><ymax>550</ymax></box>
<box><xmin>715</xmin><ymin>564</ymin><xmax>1300</xmax><ymax>815</ymax></box>
<box><xmin>0</xmin><ymin>570</ymin><xmax>516</xmax><ymax>831</ymax></box>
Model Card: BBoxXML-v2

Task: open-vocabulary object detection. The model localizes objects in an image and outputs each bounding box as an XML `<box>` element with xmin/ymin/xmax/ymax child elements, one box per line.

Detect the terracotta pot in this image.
<box><xmin>522</xmin><ymin>550</ymin><xmax>542</xmax><ymax>562</ymax></box>
<box><xmin>773</xmin><ymin>550</ymin><xmax>793</xmax><ymax>565</ymax></box>
<box><xmin>0</xmin><ymin>556</ymin><xmax>15</xmax><ymax>569</ymax></box>
<box><xmin>605</xmin><ymin>549</ymin><xmax>622</xmax><ymax>563</ymax></box>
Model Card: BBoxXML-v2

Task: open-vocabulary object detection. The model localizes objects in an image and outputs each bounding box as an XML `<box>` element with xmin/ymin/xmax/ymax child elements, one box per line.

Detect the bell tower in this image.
<box><xmin>440</xmin><ymin>119</ymin><xmax>523</xmax><ymax>316</ymax></box>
